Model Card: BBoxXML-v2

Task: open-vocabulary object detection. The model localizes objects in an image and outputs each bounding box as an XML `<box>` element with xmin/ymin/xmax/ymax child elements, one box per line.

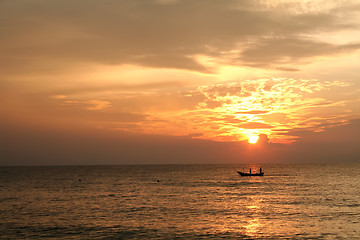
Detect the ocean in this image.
<box><xmin>0</xmin><ymin>164</ymin><xmax>359</xmax><ymax>239</ymax></box>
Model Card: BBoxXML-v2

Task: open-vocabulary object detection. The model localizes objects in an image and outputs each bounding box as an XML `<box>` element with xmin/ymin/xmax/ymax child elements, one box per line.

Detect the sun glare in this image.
<box><xmin>248</xmin><ymin>136</ymin><xmax>259</xmax><ymax>144</ymax></box>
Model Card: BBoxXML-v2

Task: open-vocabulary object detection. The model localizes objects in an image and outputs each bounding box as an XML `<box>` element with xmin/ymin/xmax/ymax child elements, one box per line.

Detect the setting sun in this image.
<box><xmin>248</xmin><ymin>136</ymin><xmax>259</xmax><ymax>144</ymax></box>
<box><xmin>1</xmin><ymin>1</ymin><xmax>360</xmax><ymax>239</ymax></box>
<box><xmin>0</xmin><ymin>0</ymin><xmax>359</xmax><ymax>165</ymax></box>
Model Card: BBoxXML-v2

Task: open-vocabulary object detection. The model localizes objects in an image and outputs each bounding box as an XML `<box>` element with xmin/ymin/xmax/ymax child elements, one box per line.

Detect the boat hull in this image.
<box><xmin>237</xmin><ymin>171</ymin><xmax>264</xmax><ymax>176</ymax></box>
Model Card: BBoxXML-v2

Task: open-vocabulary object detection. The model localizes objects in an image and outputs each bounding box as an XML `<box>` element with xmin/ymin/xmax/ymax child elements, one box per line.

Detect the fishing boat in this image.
<box><xmin>237</xmin><ymin>171</ymin><xmax>264</xmax><ymax>176</ymax></box>
<box><xmin>237</xmin><ymin>167</ymin><xmax>264</xmax><ymax>176</ymax></box>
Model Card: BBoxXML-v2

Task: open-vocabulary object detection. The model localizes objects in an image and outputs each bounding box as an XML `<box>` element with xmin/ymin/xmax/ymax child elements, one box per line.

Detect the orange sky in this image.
<box><xmin>1</xmin><ymin>0</ymin><xmax>360</xmax><ymax>165</ymax></box>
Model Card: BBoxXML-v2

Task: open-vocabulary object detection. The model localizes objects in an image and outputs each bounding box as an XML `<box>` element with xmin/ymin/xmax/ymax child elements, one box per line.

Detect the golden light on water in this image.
<box><xmin>1</xmin><ymin>1</ymin><xmax>360</xmax><ymax>239</ymax></box>
<box><xmin>244</xmin><ymin>218</ymin><xmax>261</xmax><ymax>237</ymax></box>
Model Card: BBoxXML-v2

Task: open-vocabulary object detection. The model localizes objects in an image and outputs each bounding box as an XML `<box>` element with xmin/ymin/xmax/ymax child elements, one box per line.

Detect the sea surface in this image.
<box><xmin>0</xmin><ymin>164</ymin><xmax>359</xmax><ymax>239</ymax></box>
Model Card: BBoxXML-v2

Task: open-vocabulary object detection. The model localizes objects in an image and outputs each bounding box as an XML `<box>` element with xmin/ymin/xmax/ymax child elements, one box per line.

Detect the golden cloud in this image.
<box><xmin>92</xmin><ymin>78</ymin><xmax>351</xmax><ymax>143</ymax></box>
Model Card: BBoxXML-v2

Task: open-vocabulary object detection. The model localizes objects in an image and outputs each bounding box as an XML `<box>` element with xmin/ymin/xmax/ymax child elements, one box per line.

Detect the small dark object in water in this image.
<box><xmin>157</xmin><ymin>180</ymin><xmax>160</xmax><ymax>182</ymax></box>
<box><xmin>237</xmin><ymin>171</ymin><xmax>264</xmax><ymax>176</ymax></box>
<box><xmin>78</xmin><ymin>179</ymin><xmax>82</xmax><ymax>181</ymax></box>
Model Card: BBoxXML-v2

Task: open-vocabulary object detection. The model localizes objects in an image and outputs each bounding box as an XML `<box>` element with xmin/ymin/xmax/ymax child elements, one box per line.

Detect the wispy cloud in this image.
<box><xmin>85</xmin><ymin>100</ymin><xmax>111</xmax><ymax>111</ymax></box>
<box><xmin>1</xmin><ymin>0</ymin><xmax>360</xmax><ymax>165</ymax></box>
<box><xmin>78</xmin><ymin>78</ymin><xmax>350</xmax><ymax>142</ymax></box>
<box><xmin>1</xmin><ymin>0</ymin><xmax>360</xmax><ymax>74</ymax></box>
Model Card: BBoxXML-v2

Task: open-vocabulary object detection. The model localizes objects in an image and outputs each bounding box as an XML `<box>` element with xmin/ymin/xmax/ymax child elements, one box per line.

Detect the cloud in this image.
<box><xmin>106</xmin><ymin>78</ymin><xmax>350</xmax><ymax>142</ymax></box>
<box><xmin>0</xmin><ymin>118</ymin><xmax>247</xmax><ymax>165</ymax></box>
<box><xmin>280</xmin><ymin>118</ymin><xmax>360</xmax><ymax>163</ymax></box>
<box><xmin>85</xmin><ymin>100</ymin><xmax>111</xmax><ymax>111</ymax></box>
<box><xmin>239</xmin><ymin>37</ymin><xmax>360</xmax><ymax>69</ymax></box>
<box><xmin>236</xmin><ymin>110</ymin><xmax>269</xmax><ymax>115</ymax></box>
<box><xmin>50</xmin><ymin>95</ymin><xmax>67</xmax><ymax>99</ymax></box>
<box><xmin>49</xmin><ymin>81</ymin><xmax>186</xmax><ymax>96</ymax></box>
<box><xmin>2</xmin><ymin>74</ymin><xmax>350</xmax><ymax>143</ymax></box>
<box><xmin>57</xmin><ymin>98</ymin><xmax>113</xmax><ymax>111</ymax></box>
<box><xmin>1</xmin><ymin>116</ymin><xmax>358</xmax><ymax>165</ymax></box>
<box><xmin>258</xmin><ymin>134</ymin><xmax>270</xmax><ymax>144</ymax></box>
<box><xmin>1</xmin><ymin>0</ymin><xmax>360</xmax><ymax>73</ymax></box>
<box><xmin>239</xmin><ymin>122</ymin><xmax>274</xmax><ymax>129</ymax></box>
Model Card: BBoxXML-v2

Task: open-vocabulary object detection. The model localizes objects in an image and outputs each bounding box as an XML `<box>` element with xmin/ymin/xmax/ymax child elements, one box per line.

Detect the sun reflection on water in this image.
<box><xmin>244</xmin><ymin>217</ymin><xmax>261</xmax><ymax>237</ymax></box>
<box><xmin>3</xmin><ymin>165</ymin><xmax>358</xmax><ymax>238</ymax></box>
<box><xmin>240</xmin><ymin>196</ymin><xmax>263</xmax><ymax>237</ymax></box>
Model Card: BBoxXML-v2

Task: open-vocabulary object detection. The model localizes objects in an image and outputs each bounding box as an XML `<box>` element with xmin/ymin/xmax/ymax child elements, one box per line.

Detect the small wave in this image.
<box><xmin>346</xmin><ymin>203</ymin><xmax>360</xmax><ymax>207</ymax></box>
<box><xmin>0</xmin><ymin>196</ymin><xmax>19</xmax><ymax>203</ymax></box>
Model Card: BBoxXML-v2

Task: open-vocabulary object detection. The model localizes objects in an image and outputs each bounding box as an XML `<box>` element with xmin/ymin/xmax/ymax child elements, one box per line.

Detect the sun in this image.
<box><xmin>248</xmin><ymin>135</ymin><xmax>259</xmax><ymax>144</ymax></box>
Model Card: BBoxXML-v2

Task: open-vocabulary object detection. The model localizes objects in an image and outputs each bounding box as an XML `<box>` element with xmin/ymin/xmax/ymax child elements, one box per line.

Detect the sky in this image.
<box><xmin>1</xmin><ymin>0</ymin><xmax>360</xmax><ymax>165</ymax></box>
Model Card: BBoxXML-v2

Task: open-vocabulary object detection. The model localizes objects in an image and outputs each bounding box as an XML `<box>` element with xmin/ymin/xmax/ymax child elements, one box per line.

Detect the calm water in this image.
<box><xmin>0</xmin><ymin>164</ymin><xmax>359</xmax><ymax>239</ymax></box>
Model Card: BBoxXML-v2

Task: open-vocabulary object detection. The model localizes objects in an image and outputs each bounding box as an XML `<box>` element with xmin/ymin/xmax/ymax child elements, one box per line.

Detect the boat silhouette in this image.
<box><xmin>237</xmin><ymin>167</ymin><xmax>264</xmax><ymax>176</ymax></box>
<box><xmin>237</xmin><ymin>171</ymin><xmax>264</xmax><ymax>176</ymax></box>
